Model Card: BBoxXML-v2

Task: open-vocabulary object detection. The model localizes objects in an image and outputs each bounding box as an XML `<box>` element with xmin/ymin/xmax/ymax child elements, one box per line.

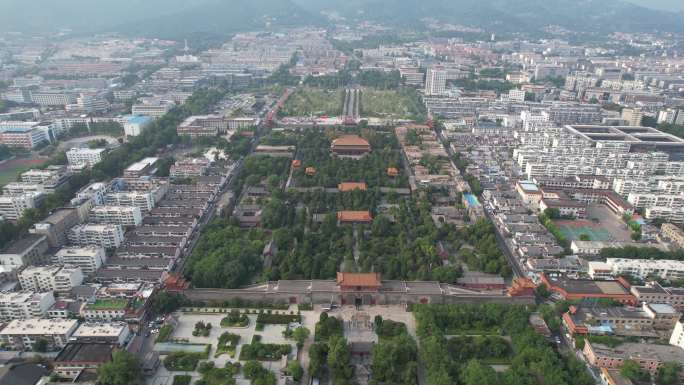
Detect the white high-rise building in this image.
<box><xmin>0</xmin><ymin>291</ymin><xmax>55</xmax><ymax>322</ymax></box>
<box><xmin>89</xmin><ymin>206</ymin><xmax>142</xmax><ymax>227</ymax></box>
<box><xmin>19</xmin><ymin>265</ymin><xmax>84</xmax><ymax>293</ymax></box>
<box><xmin>425</xmin><ymin>66</ymin><xmax>447</xmax><ymax>96</ymax></box>
<box><xmin>67</xmin><ymin>224</ymin><xmax>124</xmax><ymax>249</ymax></box>
<box><xmin>104</xmin><ymin>191</ymin><xmax>155</xmax><ymax>214</ymax></box>
<box><xmin>0</xmin><ymin>192</ymin><xmax>41</xmax><ymax>221</ymax></box>
<box><xmin>53</xmin><ymin>247</ymin><xmax>106</xmax><ymax>274</ymax></box>
<box><xmin>66</xmin><ymin>148</ymin><xmax>106</xmax><ymax>167</ymax></box>
<box><xmin>671</xmin><ymin>321</ymin><xmax>684</xmax><ymax>350</ymax></box>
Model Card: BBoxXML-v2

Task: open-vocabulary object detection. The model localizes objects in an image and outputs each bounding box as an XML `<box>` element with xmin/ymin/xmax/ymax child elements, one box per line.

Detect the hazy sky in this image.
<box><xmin>625</xmin><ymin>0</ymin><xmax>684</xmax><ymax>11</ymax></box>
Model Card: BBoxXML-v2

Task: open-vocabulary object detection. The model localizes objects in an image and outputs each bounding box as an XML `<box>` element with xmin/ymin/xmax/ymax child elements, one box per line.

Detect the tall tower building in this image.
<box><xmin>425</xmin><ymin>66</ymin><xmax>447</xmax><ymax>96</ymax></box>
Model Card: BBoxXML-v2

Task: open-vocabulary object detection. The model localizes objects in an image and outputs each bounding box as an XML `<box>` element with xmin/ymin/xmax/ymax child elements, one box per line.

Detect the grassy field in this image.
<box><xmin>280</xmin><ymin>87</ymin><xmax>344</xmax><ymax>117</ymax></box>
<box><xmin>0</xmin><ymin>157</ymin><xmax>46</xmax><ymax>187</ymax></box>
<box><xmin>361</xmin><ymin>88</ymin><xmax>426</xmax><ymax>119</ymax></box>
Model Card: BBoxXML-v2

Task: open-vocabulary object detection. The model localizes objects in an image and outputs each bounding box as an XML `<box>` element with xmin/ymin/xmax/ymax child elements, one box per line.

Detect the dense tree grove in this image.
<box><xmin>414</xmin><ymin>304</ymin><xmax>595</xmax><ymax>385</ymax></box>
<box><xmin>184</xmin><ymin>221</ymin><xmax>267</xmax><ymax>288</ymax></box>
<box><xmin>369</xmin><ymin>319</ymin><xmax>418</xmax><ymax>385</ymax></box>
<box><xmin>98</xmin><ymin>351</ymin><xmax>143</xmax><ymax>385</ymax></box>
<box><xmin>293</xmin><ymin>130</ymin><xmax>408</xmax><ymax>188</ymax></box>
<box><xmin>310</xmin><ymin>313</ymin><xmax>356</xmax><ymax>385</ymax></box>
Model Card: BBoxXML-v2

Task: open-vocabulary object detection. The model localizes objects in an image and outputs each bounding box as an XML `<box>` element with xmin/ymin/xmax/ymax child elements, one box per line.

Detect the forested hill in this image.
<box><xmin>0</xmin><ymin>0</ymin><xmax>681</xmax><ymax>37</ymax></box>
<box><xmin>294</xmin><ymin>0</ymin><xmax>684</xmax><ymax>34</ymax></box>
<box><xmin>0</xmin><ymin>0</ymin><xmax>315</xmax><ymax>37</ymax></box>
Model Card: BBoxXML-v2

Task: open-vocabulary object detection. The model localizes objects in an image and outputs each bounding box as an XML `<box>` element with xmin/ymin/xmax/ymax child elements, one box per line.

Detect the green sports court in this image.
<box><xmin>555</xmin><ymin>219</ymin><xmax>614</xmax><ymax>242</ymax></box>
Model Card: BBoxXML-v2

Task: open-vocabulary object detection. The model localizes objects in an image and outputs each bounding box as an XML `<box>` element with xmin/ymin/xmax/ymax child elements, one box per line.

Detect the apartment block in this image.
<box><xmin>584</xmin><ymin>340</ymin><xmax>684</xmax><ymax>377</ymax></box>
<box><xmin>661</xmin><ymin>223</ymin><xmax>684</xmax><ymax>249</ymax></box>
<box><xmin>0</xmin><ymin>234</ymin><xmax>49</xmax><ymax>269</ymax></box>
<box><xmin>19</xmin><ymin>265</ymin><xmax>84</xmax><ymax>293</ymax></box>
<box><xmin>66</xmin><ymin>147</ymin><xmax>106</xmax><ymax>167</ymax></box>
<box><xmin>0</xmin><ymin>291</ymin><xmax>55</xmax><ymax>321</ymax></box>
<box><xmin>68</xmin><ymin>224</ymin><xmax>125</xmax><ymax>249</ymax></box>
<box><xmin>53</xmin><ymin>247</ymin><xmax>107</xmax><ymax>274</ymax></box>
<box><xmin>0</xmin><ymin>192</ymin><xmax>40</xmax><ymax>221</ymax></box>
<box><xmin>631</xmin><ymin>282</ymin><xmax>684</xmax><ymax>310</ymax></box>
<box><xmin>103</xmin><ymin>191</ymin><xmax>155</xmax><ymax>214</ymax></box>
<box><xmin>606</xmin><ymin>258</ymin><xmax>684</xmax><ymax>281</ymax></box>
<box><xmin>89</xmin><ymin>206</ymin><xmax>142</xmax><ymax>227</ymax></box>
<box><xmin>0</xmin><ymin>318</ymin><xmax>79</xmax><ymax>351</ymax></box>
<box><xmin>671</xmin><ymin>321</ymin><xmax>684</xmax><ymax>350</ymax></box>
<box><xmin>30</xmin><ymin>207</ymin><xmax>81</xmax><ymax>248</ymax></box>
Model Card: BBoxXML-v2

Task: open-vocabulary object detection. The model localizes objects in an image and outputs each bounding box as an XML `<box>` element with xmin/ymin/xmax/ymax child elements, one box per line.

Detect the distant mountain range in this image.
<box><xmin>293</xmin><ymin>0</ymin><xmax>684</xmax><ymax>34</ymax></box>
<box><xmin>0</xmin><ymin>0</ymin><xmax>681</xmax><ymax>37</ymax></box>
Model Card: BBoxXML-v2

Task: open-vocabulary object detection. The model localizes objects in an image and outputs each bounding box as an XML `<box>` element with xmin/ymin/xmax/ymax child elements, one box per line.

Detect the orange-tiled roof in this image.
<box><xmin>338</xmin><ymin>182</ymin><xmax>367</xmax><ymax>192</ymax></box>
<box><xmin>387</xmin><ymin>167</ymin><xmax>398</xmax><ymax>177</ymax></box>
<box><xmin>336</xmin><ymin>272</ymin><xmax>381</xmax><ymax>287</ymax></box>
<box><xmin>291</xmin><ymin>160</ymin><xmax>301</xmax><ymax>168</ymax></box>
<box><xmin>331</xmin><ymin>135</ymin><xmax>370</xmax><ymax>147</ymax></box>
<box><xmin>337</xmin><ymin>210</ymin><xmax>372</xmax><ymax>222</ymax></box>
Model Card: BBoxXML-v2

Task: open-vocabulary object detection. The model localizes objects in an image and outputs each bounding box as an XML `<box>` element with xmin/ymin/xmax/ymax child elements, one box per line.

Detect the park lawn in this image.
<box><xmin>280</xmin><ymin>87</ymin><xmax>343</xmax><ymax>117</ymax></box>
<box><xmin>361</xmin><ymin>89</ymin><xmax>425</xmax><ymax>119</ymax></box>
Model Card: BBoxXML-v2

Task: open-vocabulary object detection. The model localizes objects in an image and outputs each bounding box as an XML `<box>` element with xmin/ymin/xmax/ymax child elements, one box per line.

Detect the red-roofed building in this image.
<box><xmin>338</xmin><ymin>182</ymin><xmax>367</xmax><ymax>192</ymax></box>
<box><xmin>337</xmin><ymin>211</ymin><xmax>372</xmax><ymax>223</ymax></box>
<box><xmin>331</xmin><ymin>135</ymin><xmax>371</xmax><ymax>157</ymax></box>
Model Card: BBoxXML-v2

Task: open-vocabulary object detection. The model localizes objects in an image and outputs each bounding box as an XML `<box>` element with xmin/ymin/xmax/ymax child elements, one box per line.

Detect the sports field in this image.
<box><xmin>0</xmin><ymin>157</ymin><xmax>46</xmax><ymax>187</ymax></box>
<box><xmin>554</xmin><ymin>219</ymin><xmax>614</xmax><ymax>242</ymax></box>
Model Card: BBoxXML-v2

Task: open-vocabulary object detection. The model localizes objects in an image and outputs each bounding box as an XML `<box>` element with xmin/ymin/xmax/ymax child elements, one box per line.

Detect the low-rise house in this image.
<box><xmin>54</xmin><ymin>342</ymin><xmax>117</xmax><ymax>379</ymax></box>
<box><xmin>72</xmin><ymin>322</ymin><xmax>130</xmax><ymax>346</ymax></box>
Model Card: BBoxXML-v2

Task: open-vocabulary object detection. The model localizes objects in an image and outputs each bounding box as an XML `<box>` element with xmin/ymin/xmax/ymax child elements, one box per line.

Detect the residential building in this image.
<box><xmin>131</xmin><ymin>101</ymin><xmax>174</xmax><ymax>118</ymax></box>
<box><xmin>0</xmin><ymin>318</ymin><xmax>79</xmax><ymax>351</ymax></box>
<box><xmin>72</xmin><ymin>322</ymin><xmax>130</xmax><ymax>346</ymax></box>
<box><xmin>89</xmin><ymin>206</ymin><xmax>142</xmax><ymax>227</ymax></box>
<box><xmin>563</xmin><ymin>305</ymin><xmax>656</xmax><ymax>337</ymax></box>
<box><xmin>425</xmin><ymin>66</ymin><xmax>447</xmax><ymax>96</ymax></box>
<box><xmin>642</xmin><ymin>303</ymin><xmax>681</xmax><ymax>331</ymax></box>
<box><xmin>660</xmin><ymin>223</ymin><xmax>684</xmax><ymax>249</ymax></box>
<box><xmin>19</xmin><ymin>265</ymin><xmax>84</xmax><ymax>293</ymax></box>
<box><xmin>30</xmin><ymin>91</ymin><xmax>77</xmax><ymax>106</ymax></box>
<box><xmin>122</xmin><ymin>115</ymin><xmax>153</xmax><ymax>137</ymax></box>
<box><xmin>53</xmin><ymin>247</ymin><xmax>106</xmax><ymax>275</ymax></box>
<box><xmin>606</xmin><ymin>258</ymin><xmax>684</xmax><ymax>281</ymax></box>
<box><xmin>122</xmin><ymin>157</ymin><xmax>159</xmax><ymax>178</ymax></box>
<box><xmin>0</xmin><ymin>123</ymin><xmax>53</xmax><ymax>149</ymax></box>
<box><xmin>73</xmin><ymin>182</ymin><xmax>108</xmax><ymax>206</ymax></box>
<box><xmin>658</xmin><ymin>108</ymin><xmax>684</xmax><ymax>125</ymax></box>
<box><xmin>68</xmin><ymin>224</ymin><xmax>125</xmax><ymax>249</ymax></box>
<box><xmin>103</xmin><ymin>191</ymin><xmax>155</xmax><ymax>214</ymax></box>
<box><xmin>54</xmin><ymin>342</ymin><xmax>116</xmax><ymax>379</ymax></box>
<box><xmin>0</xmin><ymin>192</ymin><xmax>41</xmax><ymax>221</ymax></box>
<box><xmin>0</xmin><ymin>291</ymin><xmax>55</xmax><ymax>321</ymax></box>
<box><xmin>66</xmin><ymin>147</ymin><xmax>106</xmax><ymax>167</ymax></box>
<box><xmin>583</xmin><ymin>340</ymin><xmax>684</xmax><ymax>377</ymax></box>
<box><xmin>670</xmin><ymin>321</ymin><xmax>684</xmax><ymax>350</ymax></box>
<box><xmin>82</xmin><ymin>298</ymin><xmax>129</xmax><ymax>321</ymax></box>
<box><xmin>0</xmin><ymin>234</ymin><xmax>48</xmax><ymax>269</ymax></box>
<box><xmin>621</xmin><ymin>108</ymin><xmax>645</xmax><ymax>127</ymax></box>
<box><xmin>631</xmin><ymin>282</ymin><xmax>684</xmax><ymax>310</ymax></box>
<box><xmin>540</xmin><ymin>275</ymin><xmax>636</xmax><ymax>305</ymax></box>
<box><xmin>30</xmin><ymin>208</ymin><xmax>81</xmax><ymax>248</ymax></box>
